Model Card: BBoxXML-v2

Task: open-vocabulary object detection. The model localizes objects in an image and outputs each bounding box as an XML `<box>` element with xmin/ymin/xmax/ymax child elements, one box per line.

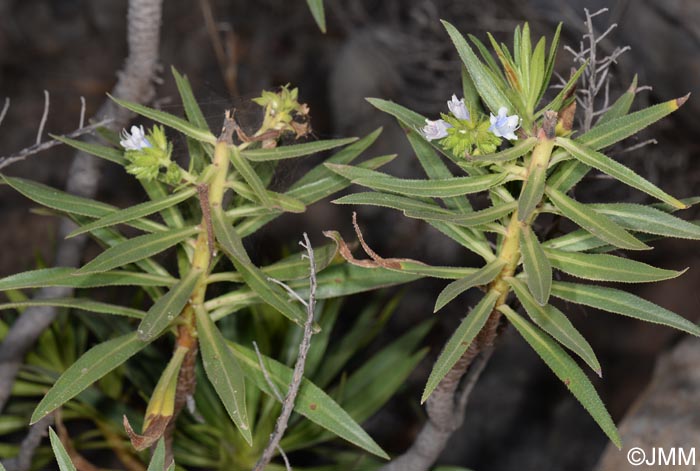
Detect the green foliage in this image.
<box><xmin>0</xmin><ymin>69</ymin><xmax>424</xmax><ymax>466</ymax></box>
<box><xmin>334</xmin><ymin>20</ymin><xmax>698</xmax><ymax>448</ymax></box>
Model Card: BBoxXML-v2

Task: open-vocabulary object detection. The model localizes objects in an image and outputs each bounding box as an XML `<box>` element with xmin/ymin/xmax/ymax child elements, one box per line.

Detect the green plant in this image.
<box><xmin>0</xmin><ymin>68</ymin><xmax>420</xmax><ymax>464</ymax></box>
<box><xmin>327</xmin><ymin>21</ymin><xmax>700</xmax><ymax>449</ymax></box>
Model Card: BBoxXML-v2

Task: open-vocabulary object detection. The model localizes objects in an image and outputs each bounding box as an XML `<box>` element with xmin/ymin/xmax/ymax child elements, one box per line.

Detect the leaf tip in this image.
<box><xmin>676</xmin><ymin>93</ymin><xmax>691</xmax><ymax>108</ymax></box>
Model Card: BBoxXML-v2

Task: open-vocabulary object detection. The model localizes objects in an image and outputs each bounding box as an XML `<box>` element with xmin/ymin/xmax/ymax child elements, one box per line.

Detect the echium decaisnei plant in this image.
<box><xmin>326</xmin><ymin>21</ymin><xmax>700</xmax><ymax>448</ymax></box>
<box><xmin>0</xmin><ymin>67</ymin><xmax>416</xmax><ymax>464</ymax></box>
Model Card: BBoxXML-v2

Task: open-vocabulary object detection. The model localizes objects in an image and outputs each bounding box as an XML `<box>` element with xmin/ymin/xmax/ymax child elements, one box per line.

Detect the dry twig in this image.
<box><xmin>253</xmin><ymin>233</ymin><xmax>318</xmax><ymax>471</ymax></box>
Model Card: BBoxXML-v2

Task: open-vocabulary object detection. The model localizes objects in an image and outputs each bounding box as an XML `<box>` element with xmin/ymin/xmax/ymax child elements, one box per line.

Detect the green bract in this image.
<box><xmin>329</xmin><ymin>20</ymin><xmax>698</xmax><ymax>448</ymax></box>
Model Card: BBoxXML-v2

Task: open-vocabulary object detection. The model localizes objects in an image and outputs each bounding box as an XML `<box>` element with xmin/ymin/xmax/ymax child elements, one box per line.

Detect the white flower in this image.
<box><xmin>120</xmin><ymin>125</ymin><xmax>152</xmax><ymax>150</ymax></box>
<box><xmin>488</xmin><ymin>107</ymin><xmax>520</xmax><ymax>140</ymax></box>
<box><xmin>447</xmin><ymin>94</ymin><xmax>470</xmax><ymax>121</ymax></box>
<box><xmin>421</xmin><ymin>119</ymin><xmax>452</xmax><ymax>141</ymax></box>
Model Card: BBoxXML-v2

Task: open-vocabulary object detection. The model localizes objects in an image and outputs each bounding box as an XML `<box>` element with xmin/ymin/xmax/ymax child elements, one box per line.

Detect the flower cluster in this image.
<box><xmin>252</xmin><ymin>85</ymin><xmax>311</xmax><ymax>140</ymax></box>
<box><xmin>421</xmin><ymin>95</ymin><xmax>520</xmax><ymax>157</ymax></box>
<box><xmin>120</xmin><ymin>125</ymin><xmax>182</xmax><ymax>185</ymax></box>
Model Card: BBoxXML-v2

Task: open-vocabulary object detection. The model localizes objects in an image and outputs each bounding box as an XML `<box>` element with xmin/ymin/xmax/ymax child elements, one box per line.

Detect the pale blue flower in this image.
<box><xmin>422</xmin><ymin>119</ymin><xmax>452</xmax><ymax>141</ymax></box>
<box><xmin>488</xmin><ymin>107</ymin><xmax>520</xmax><ymax>140</ymax></box>
<box><xmin>120</xmin><ymin>125</ymin><xmax>152</xmax><ymax>150</ymax></box>
<box><xmin>447</xmin><ymin>94</ymin><xmax>470</xmax><ymax>121</ymax></box>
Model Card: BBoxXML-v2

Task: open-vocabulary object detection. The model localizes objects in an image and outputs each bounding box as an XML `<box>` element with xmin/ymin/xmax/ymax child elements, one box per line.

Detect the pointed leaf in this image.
<box><xmin>52</xmin><ymin>135</ymin><xmax>126</xmax><ymax>165</ymax></box>
<box><xmin>518</xmin><ymin>156</ymin><xmax>548</xmax><ymax>221</ymax></box>
<box><xmin>365</xmin><ymin>98</ymin><xmax>425</xmax><ymax>129</ymax></box>
<box><xmin>545</xmin><ymin>249</ymin><xmax>685</xmax><ymax>283</ymax></box>
<box><xmin>507</xmin><ymin>278</ymin><xmax>600</xmax><ymax>374</ymax></box>
<box><xmin>578</xmin><ymin>95</ymin><xmax>688</xmax><ymax>150</ymax></box>
<box><xmin>242</xmin><ymin>137</ymin><xmax>357</xmax><ymax>161</ymax></box>
<box><xmin>406</xmin><ymin>201</ymin><xmax>517</xmax><ymax>228</ymax></box>
<box><xmin>48</xmin><ymin>428</ymin><xmax>77</xmax><ymax>471</ymax></box>
<box><xmin>555</xmin><ymin>137</ymin><xmax>686</xmax><ymax>209</ymax></box>
<box><xmin>146</xmin><ymin>439</ymin><xmax>166</xmax><ymax>471</ymax></box>
<box><xmin>0</xmin><ymin>298</ymin><xmax>146</xmax><ymax>319</ymax></box>
<box><xmin>171</xmin><ymin>67</ymin><xmax>209</xmax><ymax>130</ymax></box>
<box><xmin>109</xmin><ymin>95</ymin><xmax>215</xmax><ymax>144</ymax></box>
<box><xmin>229</xmin><ymin>144</ymin><xmax>272</xmax><ymax>207</ymax></box>
<box><xmin>520</xmin><ymin>224</ymin><xmax>552</xmax><ymax>304</ymax></box>
<box><xmin>498</xmin><ymin>305</ymin><xmax>620</xmax><ymax>448</ymax></box>
<box><xmin>551</xmin><ymin>281</ymin><xmax>700</xmax><ymax>337</ymax></box>
<box><xmin>434</xmin><ymin>260</ymin><xmax>504</xmax><ymax>312</ymax></box>
<box><xmin>422</xmin><ymin>290</ymin><xmax>499</xmax><ymax>403</ymax></box>
<box><xmin>195</xmin><ymin>306</ymin><xmax>251</xmax><ymax>444</ymax></box>
<box><xmin>229</xmin><ymin>343</ymin><xmax>388</xmax><ymax>458</ymax></box>
<box><xmin>77</xmin><ymin>226</ymin><xmax>198</xmax><ymax>274</ymax></box>
<box><xmin>32</xmin><ymin>332</ymin><xmax>149</xmax><ymax>423</ymax></box>
<box><xmin>212</xmin><ymin>207</ymin><xmax>308</xmax><ymax>327</ymax></box>
<box><xmin>68</xmin><ymin>187</ymin><xmax>197</xmax><ymax>238</ymax></box>
<box><xmin>137</xmin><ymin>268</ymin><xmax>202</xmax><ymax>340</ymax></box>
<box><xmin>590</xmin><ymin>203</ymin><xmax>700</xmax><ymax>240</ymax></box>
<box><xmin>542</xmin><ymin>229</ymin><xmax>608</xmax><ymax>253</ymax></box>
<box><xmin>597</xmin><ymin>75</ymin><xmax>637</xmax><ymax>126</ymax></box>
<box><xmin>546</xmin><ymin>187</ymin><xmax>648</xmax><ymax>250</ymax></box>
<box><xmin>326</xmin><ymin>163</ymin><xmax>506</xmax><ymax>198</ymax></box>
<box><xmin>306</xmin><ymin>0</ymin><xmax>326</xmax><ymax>33</ymax></box>
<box><xmin>442</xmin><ymin>21</ymin><xmax>514</xmax><ymax>114</ymax></box>
<box><xmin>0</xmin><ymin>267</ymin><xmax>175</xmax><ymax>291</ymax></box>
<box><xmin>334</xmin><ymin>192</ymin><xmax>449</xmax><ymax>215</ymax></box>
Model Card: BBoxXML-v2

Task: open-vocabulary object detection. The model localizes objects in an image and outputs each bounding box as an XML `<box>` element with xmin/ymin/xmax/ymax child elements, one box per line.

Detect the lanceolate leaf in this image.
<box><xmin>507</xmin><ymin>278</ymin><xmax>600</xmax><ymax>374</ymax></box>
<box><xmin>442</xmin><ymin>20</ymin><xmax>514</xmax><ymax>115</ymax></box>
<box><xmin>242</xmin><ymin>137</ymin><xmax>356</xmax><ymax>161</ymax></box>
<box><xmin>306</xmin><ymin>0</ymin><xmax>326</xmax><ymax>33</ymax></box>
<box><xmin>212</xmin><ymin>207</ymin><xmax>308</xmax><ymax>327</ymax></box>
<box><xmin>171</xmin><ymin>67</ymin><xmax>209</xmax><ymax>130</ymax></box>
<box><xmin>422</xmin><ymin>290</ymin><xmax>499</xmax><ymax>403</ymax></box>
<box><xmin>498</xmin><ymin>305</ymin><xmax>620</xmax><ymax>448</ymax></box>
<box><xmin>77</xmin><ymin>226</ymin><xmax>198</xmax><ymax>274</ymax></box>
<box><xmin>406</xmin><ymin>202</ymin><xmax>517</xmax><ymax>228</ymax></box>
<box><xmin>31</xmin><ymin>332</ymin><xmax>149</xmax><ymax>423</ymax></box>
<box><xmin>109</xmin><ymin>95</ymin><xmax>216</xmax><ymax>144</ymax></box>
<box><xmin>578</xmin><ymin>95</ymin><xmax>688</xmax><ymax>150</ymax></box>
<box><xmin>137</xmin><ymin>269</ymin><xmax>202</xmax><ymax>341</ymax></box>
<box><xmin>0</xmin><ymin>298</ymin><xmax>146</xmax><ymax>319</ymax></box>
<box><xmin>520</xmin><ymin>224</ymin><xmax>552</xmax><ymax>305</ymax></box>
<box><xmin>555</xmin><ymin>137</ymin><xmax>686</xmax><ymax>209</ymax></box>
<box><xmin>518</xmin><ymin>157</ymin><xmax>548</xmax><ymax>222</ymax></box>
<box><xmin>49</xmin><ymin>428</ymin><xmax>77</xmax><ymax>471</ymax></box>
<box><xmin>52</xmin><ymin>135</ymin><xmax>126</xmax><ymax>165</ymax></box>
<box><xmin>434</xmin><ymin>260</ymin><xmax>505</xmax><ymax>312</ymax></box>
<box><xmin>0</xmin><ymin>268</ymin><xmax>176</xmax><ymax>291</ymax></box>
<box><xmin>546</xmin><ymin>187</ymin><xmax>648</xmax><ymax>251</ymax></box>
<box><xmin>590</xmin><ymin>203</ymin><xmax>700</xmax><ymax>240</ymax></box>
<box><xmin>365</xmin><ymin>98</ymin><xmax>425</xmax><ymax>129</ymax></box>
<box><xmin>326</xmin><ymin>163</ymin><xmax>506</xmax><ymax>198</ymax></box>
<box><xmin>596</xmin><ymin>75</ymin><xmax>637</xmax><ymax>126</ymax></box>
<box><xmin>229</xmin><ymin>343</ymin><xmax>389</xmax><ymax>459</ymax></box>
<box><xmin>68</xmin><ymin>187</ymin><xmax>197</xmax><ymax>238</ymax></box>
<box><xmin>550</xmin><ymin>281</ymin><xmax>700</xmax><ymax>337</ymax></box>
<box><xmin>542</xmin><ymin>229</ymin><xmax>608</xmax><ymax>253</ymax></box>
<box><xmin>544</xmin><ymin>249</ymin><xmax>685</xmax><ymax>283</ymax></box>
<box><xmin>334</xmin><ymin>192</ymin><xmax>449</xmax><ymax>215</ymax></box>
<box><xmin>195</xmin><ymin>306</ymin><xmax>251</xmax><ymax>445</ymax></box>
<box><xmin>229</xmin><ymin>145</ymin><xmax>272</xmax><ymax>207</ymax></box>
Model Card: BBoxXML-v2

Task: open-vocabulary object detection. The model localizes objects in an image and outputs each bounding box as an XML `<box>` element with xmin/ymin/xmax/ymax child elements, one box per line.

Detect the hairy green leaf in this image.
<box><xmin>52</xmin><ymin>135</ymin><xmax>126</xmax><ymax>165</ymax></box>
<box><xmin>471</xmin><ymin>137</ymin><xmax>537</xmax><ymax>162</ymax></box>
<box><xmin>0</xmin><ymin>298</ymin><xmax>146</xmax><ymax>319</ymax></box>
<box><xmin>0</xmin><ymin>268</ymin><xmax>175</xmax><ymax>291</ymax></box>
<box><xmin>545</xmin><ymin>249</ymin><xmax>685</xmax><ymax>283</ymax></box>
<box><xmin>546</xmin><ymin>188</ymin><xmax>648</xmax><ymax>250</ymax></box>
<box><xmin>306</xmin><ymin>0</ymin><xmax>326</xmax><ymax>33</ymax></box>
<box><xmin>195</xmin><ymin>306</ymin><xmax>251</xmax><ymax>444</ymax></box>
<box><xmin>242</xmin><ymin>137</ymin><xmax>356</xmax><ymax>161</ymax></box>
<box><xmin>406</xmin><ymin>201</ymin><xmax>517</xmax><ymax>228</ymax></box>
<box><xmin>49</xmin><ymin>428</ymin><xmax>77</xmax><ymax>471</ymax></box>
<box><xmin>520</xmin><ymin>224</ymin><xmax>552</xmax><ymax>304</ymax></box>
<box><xmin>507</xmin><ymin>278</ymin><xmax>600</xmax><ymax>374</ymax></box>
<box><xmin>551</xmin><ymin>281</ymin><xmax>700</xmax><ymax>337</ymax></box>
<box><xmin>498</xmin><ymin>305</ymin><xmax>620</xmax><ymax>447</ymax></box>
<box><xmin>422</xmin><ymin>291</ymin><xmax>499</xmax><ymax>403</ymax></box>
<box><xmin>434</xmin><ymin>260</ymin><xmax>504</xmax><ymax>312</ymax></box>
<box><xmin>31</xmin><ymin>333</ymin><xmax>149</xmax><ymax>423</ymax></box>
<box><xmin>590</xmin><ymin>203</ymin><xmax>700</xmax><ymax>240</ymax></box>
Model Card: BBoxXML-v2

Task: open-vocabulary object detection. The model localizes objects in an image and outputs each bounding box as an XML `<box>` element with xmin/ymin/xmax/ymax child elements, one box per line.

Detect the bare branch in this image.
<box><xmin>0</xmin><ymin>119</ymin><xmax>111</xmax><ymax>171</ymax></box>
<box><xmin>79</xmin><ymin>96</ymin><xmax>86</xmax><ymax>129</ymax></box>
<box><xmin>0</xmin><ymin>97</ymin><xmax>9</xmax><ymax>127</ymax></box>
<box><xmin>267</xmin><ymin>277</ymin><xmax>308</xmax><ymax>307</ymax></box>
<box><xmin>35</xmin><ymin>90</ymin><xmax>50</xmax><ymax>146</ymax></box>
<box><xmin>253</xmin><ymin>233</ymin><xmax>318</xmax><ymax>471</ymax></box>
<box><xmin>253</xmin><ymin>341</ymin><xmax>284</xmax><ymax>402</ymax></box>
